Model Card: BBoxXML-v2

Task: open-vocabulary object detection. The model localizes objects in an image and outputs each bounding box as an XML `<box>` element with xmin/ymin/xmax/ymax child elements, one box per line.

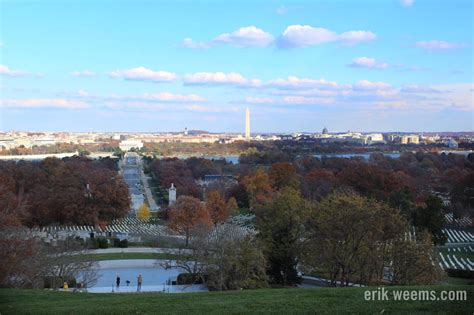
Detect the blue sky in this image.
<box><xmin>0</xmin><ymin>0</ymin><xmax>472</xmax><ymax>133</ymax></box>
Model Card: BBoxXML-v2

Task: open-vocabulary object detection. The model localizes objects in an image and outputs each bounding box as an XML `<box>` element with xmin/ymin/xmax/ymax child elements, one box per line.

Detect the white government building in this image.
<box><xmin>119</xmin><ymin>140</ymin><xmax>144</xmax><ymax>151</ymax></box>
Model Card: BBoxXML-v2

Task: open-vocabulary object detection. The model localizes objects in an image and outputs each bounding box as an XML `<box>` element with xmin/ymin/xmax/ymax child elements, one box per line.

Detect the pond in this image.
<box><xmin>79</xmin><ymin>260</ymin><xmax>208</xmax><ymax>293</ymax></box>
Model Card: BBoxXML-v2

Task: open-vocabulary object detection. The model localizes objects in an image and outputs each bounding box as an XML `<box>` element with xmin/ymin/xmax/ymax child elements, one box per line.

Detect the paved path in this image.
<box><xmin>86</xmin><ymin>247</ymin><xmax>190</xmax><ymax>254</ymax></box>
<box><xmin>141</xmin><ymin>171</ymin><xmax>159</xmax><ymax>211</ymax></box>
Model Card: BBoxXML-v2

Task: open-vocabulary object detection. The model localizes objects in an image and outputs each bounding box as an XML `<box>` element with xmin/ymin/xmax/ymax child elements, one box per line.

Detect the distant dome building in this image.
<box><xmin>322</xmin><ymin>127</ymin><xmax>328</xmax><ymax>135</ymax></box>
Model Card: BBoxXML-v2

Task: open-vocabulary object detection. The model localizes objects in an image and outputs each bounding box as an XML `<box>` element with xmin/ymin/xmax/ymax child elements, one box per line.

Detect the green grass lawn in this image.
<box><xmin>0</xmin><ymin>286</ymin><xmax>472</xmax><ymax>314</ymax></box>
<box><xmin>75</xmin><ymin>252</ymin><xmax>179</xmax><ymax>261</ymax></box>
<box><xmin>445</xmin><ymin>277</ymin><xmax>473</xmax><ymax>285</ymax></box>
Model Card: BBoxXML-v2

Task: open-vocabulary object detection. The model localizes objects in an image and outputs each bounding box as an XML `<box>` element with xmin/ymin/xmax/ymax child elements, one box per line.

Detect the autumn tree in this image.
<box><xmin>412</xmin><ymin>195</ymin><xmax>447</xmax><ymax>244</ymax></box>
<box><xmin>137</xmin><ymin>203</ymin><xmax>151</xmax><ymax>221</ymax></box>
<box><xmin>149</xmin><ymin>158</ymin><xmax>200</xmax><ymax>199</ymax></box>
<box><xmin>300</xmin><ymin>169</ymin><xmax>337</xmax><ymax>201</ymax></box>
<box><xmin>303</xmin><ymin>191</ymin><xmax>408</xmax><ymax>286</ymax></box>
<box><xmin>161</xmin><ymin>223</ymin><xmax>268</xmax><ymax>291</ymax></box>
<box><xmin>268</xmin><ymin>162</ymin><xmax>299</xmax><ymax>190</ymax></box>
<box><xmin>243</xmin><ymin>169</ymin><xmax>274</xmax><ymax>210</ymax></box>
<box><xmin>228</xmin><ymin>182</ymin><xmax>250</xmax><ymax>209</ymax></box>
<box><xmin>206</xmin><ymin>190</ymin><xmax>228</xmax><ymax>225</ymax></box>
<box><xmin>168</xmin><ymin>196</ymin><xmax>212</xmax><ymax>246</ymax></box>
<box><xmin>203</xmin><ymin>225</ymin><xmax>268</xmax><ymax>291</ymax></box>
<box><xmin>0</xmin><ymin>157</ymin><xmax>130</xmax><ymax>227</ymax></box>
<box><xmin>256</xmin><ymin>187</ymin><xmax>312</xmax><ymax>285</ymax></box>
<box><xmin>450</xmin><ymin>171</ymin><xmax>474</xmax><ymax>221</ymax></box>
<box><xmin>226</xmin><ymin>197</ymin><xmax>239</xmax><ymax>216</ymax></box>
<box><xmin>390</xmin><ymin>231</ymin><xmax>442</xmax><ymax>285</ymax></box>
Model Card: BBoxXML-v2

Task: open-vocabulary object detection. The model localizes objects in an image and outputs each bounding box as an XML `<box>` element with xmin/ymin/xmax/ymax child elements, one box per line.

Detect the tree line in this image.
<box><xmin>0</xmin><ymin>156</ymin><xmax>130</xmax><ymax>227</ymax></box>
<box><xmin>156</xmin><ymin>151</ymin><xmax>472</xmax><ymax>289</ymax></box>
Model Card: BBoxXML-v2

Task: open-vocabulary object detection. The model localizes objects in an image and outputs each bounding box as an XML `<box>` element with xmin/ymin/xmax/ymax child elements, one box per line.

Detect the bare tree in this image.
<box><xmin>44</xmin><ymin>237</ymin><xmax>99</xmax><ymax>289</ymax></box>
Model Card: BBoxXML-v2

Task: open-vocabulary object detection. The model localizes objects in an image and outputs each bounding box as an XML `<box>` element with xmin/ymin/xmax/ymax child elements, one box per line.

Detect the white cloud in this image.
<box><xmin>354</xmin><ymin>80</ymin><xmax>392</xmax><ymax>90</ymax></box>
<box><xmin>212</xmin><ymin>26</ymin><xmax>274</xmax><ymax>48</ymax></box>
<box><xmin>400</xmin><ymin>85</ymin><xmax>442</xmax><ymax>94</ymax></box>
<box><xmin>0</xmin><ymin>64</ymin><xmax>29</xmax><ymax>77</ymax></box>
<box><xmin>0</xmin><ymin>98</ymin><xmax>90</xmax><ymax>109</ymax></box>
<box><xmin>277</xmin><ymin>25</ymin><xmax>337</xmax><ymax>48</ymax></box>
<box><xmin>109</xmin><ymin>67</ymin><xmax>177</xmax><ymax>82</ymax></box>
<box><xmin>349</xmin><ymin>57</ymin><xmax>389</xmax><ymax>69</ymax></box>
<box><xmin>416</xmin><ymin>40</ymin><xmax>468</xmax><ymax>51</ymax></box>
<box><xmin>143</xmin><ymin>92</ymin><xmax>204</xmax><ymax>102</ymax></box>
<box><xmin>183</xmin><ymin>72</ymin><xmax>262</xmax><ymax>87</ymax></box>
<box><xmin>431</xmin><ymin>83</ymin><xmax>473</xmax><ymax>111</ymax></box>
<box><xmin>182</xmin><ymin>38</ymin><xmax>208</xmax><ymax>49</ymax></box>
<box><xmin>267</xmin><ymin>76</ymin><xmax>343</xmax><ymax>90</ymax></box>
<box><xmin>338</xmin><ymin>31</ymin><xmax>376</xmax><ymax>45</ymax></box>
<box><xmin>72</xmin><ymin>70</ymin><xmax>96</xmax><ymax>77</ymax></box>
<box><xmin>277</xmin><ymin>25</ymin><xmax>376</xmax><ymax>48</ymax></box>
<box><xmin>282</xmin><ymin>96</ymin><xmax>334</xmax><ymax>105</ymax></box>
<box><xmin>245</xmin><ymin>96</ymin><xmax>275</xmax><ymax>104</ymax></box>
<box><xmin>400</xmin><ymin>0</ymin><xmax>414</xmax><ymax>7</ymax></box>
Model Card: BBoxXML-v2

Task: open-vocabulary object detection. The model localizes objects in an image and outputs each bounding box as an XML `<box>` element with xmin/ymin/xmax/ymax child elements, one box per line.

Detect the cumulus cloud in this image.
<box><xmin>354</xmin><ymin>80</ymin><xmax>392</xmax><ymax>90</ymax></box>
<box><xmin>142</xmin><ymin>92</ymin><xmax>205</xmax><ymax>102</ymax></box>
<box><xmin>416</xmin><ymin>40</ymin><xmax>468</xmax><ymax>51</ymax></box>
<box><xmin>109</xmin><ymin>66</ymin><xmax>177</xmax><ymax>82</ymax></box>
<box><xmin>0</xmin><ymin>64</ymin><xmax>29</xmax><ymax>77</ymax></box>
<box><xmin>349</xmin><ymin>57</ymin><xmax>389</xmax><ymax>69</ymax></box>
<box><xmin>182</xmin><ymin>38</ymin><xmax>209</xmax><ymax>49</ymax></box>
<box><xmin>0</xmin><ymin>98</ymin><xmax>90</xmax><ymax>109</ymax></box>
<box><xmin>245</xmin><ymin>96</ymin><xmax>275</xmax><ymax>104</ymax></box>
<box><xmin>400</xmin><ymin>85</ymin><xmax>442</xmax><ymax>94</ymax></box>
<box><xmin>400</xmin><ymin>0</ymin><xmax>414</xmax><ymax>7</ymax></box>
<box><xmin>282</xmin><ymin>96</ymin><xmax>334</xmax><ymax>105</ymax></box>
<box><xmin>212</xmin><ymin>26</ymin><xmax>274</xmax><ymax>48</ymax></box>
<box><xmin>183</xmin><ymin>72</ymin><xmax>262</xmax><ymax>87</ymax></box>
<box><xmin>72</xmin><ymin>70</ymin><xmax>96</xmax><ymax>77</ymax></box>
<box><xmin>267</xmin><ymin>76</ymin><xmax>343</xmax><ymax>90</ymax></box>
<box><xmin>276</xmin><ymin>25</ymin><xmax>376</xmax><ymax>48</ymax></box>
<box><xmin>338</xmin><ymin>31</ymin><xmax>376</xmax><ymax>45</ymax></box>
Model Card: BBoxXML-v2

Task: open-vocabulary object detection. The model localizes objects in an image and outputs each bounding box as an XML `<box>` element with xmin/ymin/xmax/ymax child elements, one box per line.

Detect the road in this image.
<box><xmin>141</xmin><ymin>170</ymin><xmax>159</xmax><ymax>211</ymax></box>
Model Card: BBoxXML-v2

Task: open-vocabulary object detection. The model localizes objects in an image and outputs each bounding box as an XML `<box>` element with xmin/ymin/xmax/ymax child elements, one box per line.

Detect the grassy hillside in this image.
<box><xmin>1</xmin><ymin>285</ymin><xmax>472</xmax><ymax>314</ymax></box>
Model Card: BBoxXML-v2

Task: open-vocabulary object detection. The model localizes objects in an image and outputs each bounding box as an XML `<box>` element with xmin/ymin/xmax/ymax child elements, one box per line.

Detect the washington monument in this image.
<box><xmin>245</xmin><ymin>107</ymin><xmax>250</xmax><ymax>141</ymax></box>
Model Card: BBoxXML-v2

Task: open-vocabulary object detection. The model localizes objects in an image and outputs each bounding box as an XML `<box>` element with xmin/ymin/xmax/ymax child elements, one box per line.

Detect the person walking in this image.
<box><xmin>116</xmin><ymin>275</ymin><xmax>121</xmax><ymax>289</ymax></box>
<box><xmin>137</xmin><ymin>274</ymin><xmax>142</xmax><ymax>292</ymax></box>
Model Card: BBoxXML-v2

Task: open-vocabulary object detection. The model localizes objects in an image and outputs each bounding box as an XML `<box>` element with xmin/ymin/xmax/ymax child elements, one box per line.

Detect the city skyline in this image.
<box><xmin>0</xmin><ymin>0</ymin><xmax>472</xmax><ymax>132</ymax></box>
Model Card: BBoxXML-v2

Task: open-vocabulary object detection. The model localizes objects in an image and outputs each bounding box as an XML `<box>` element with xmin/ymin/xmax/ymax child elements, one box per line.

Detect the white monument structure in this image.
<box><xmin>168</xmin><ymin>183</ymin><xmax>176</xmax><ymax>206</ymax></box>
<box><xmin>245</xmin><ymin>107</ymin><xmax>250</xmax><ymax>141</ymax></box>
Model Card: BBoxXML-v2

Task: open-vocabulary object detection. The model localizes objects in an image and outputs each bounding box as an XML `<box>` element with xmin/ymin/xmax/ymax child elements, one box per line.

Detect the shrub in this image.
<box><xmin>445</xmin><ymin>268</ymin><xmax>474</xmax><ymax>279</ymax></box>
<box><xmin>119</xmin><ymin>239</ymin><xmax>128</xmax><ymax>248</ymax></box>
<box><xmin>44</xmin><ymin>276</ymin><xmax>77</xmax><ymax>289</ymax></box>
<box><xmin>97</xmin><ymin>238</ymin><xmax>109</xmax><ymax>249</ymax></box>
<box><xmin>177</xmin><ymin>273</ymin><xmax>203</xmax><ymax>285</ymax></box>
<box><xmin>86</xmin><ymin>238</ymin><xmax>99</xmax><ymax>249</ymax></box>
<box><xmin>113</xmin><ymin>238</ymin><xmax>121</xmax><ymax>247</ymax></box>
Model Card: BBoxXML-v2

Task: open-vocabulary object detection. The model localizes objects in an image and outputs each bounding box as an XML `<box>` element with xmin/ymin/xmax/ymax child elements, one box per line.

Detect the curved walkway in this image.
<box><xmin>85</xmin><ymin>247</ymin><xmax>190</xmax><ymax>255</ymax></box>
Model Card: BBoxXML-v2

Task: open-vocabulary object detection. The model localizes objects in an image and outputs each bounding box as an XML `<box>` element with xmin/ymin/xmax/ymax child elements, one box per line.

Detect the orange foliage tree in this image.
<box><xmin>206</xmin><ymin>190</ymin><xmax>228</xmax><ymax>225</ymax></box>
<box><xmin>168</xmin><ymin>196</ymin><xmax>211</xmax><ymax>246</ymax></box>
<box><xmin>268</xmin><ymin>162</ymin><xmax>299</xmax><ymax>190</ymax></box>
<box><xmin>243</xmin><ymin>169</ymin><xmax>274</xmax><ymax>210</ymax></box>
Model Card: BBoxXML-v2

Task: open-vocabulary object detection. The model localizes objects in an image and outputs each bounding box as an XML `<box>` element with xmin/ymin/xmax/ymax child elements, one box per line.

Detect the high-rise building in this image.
<box><xmin>245</xmin><ymin>108</ymin><xmax>250</xmax><ymax>141</ymax></box>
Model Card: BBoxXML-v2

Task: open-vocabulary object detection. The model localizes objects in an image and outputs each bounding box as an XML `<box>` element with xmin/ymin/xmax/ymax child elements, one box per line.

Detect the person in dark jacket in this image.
<box><xmin>137</xmin><ymin>274</ymin><xmax>142</xmax><ymax>291</ymax></box>
<box><xmin>116</xmin><ymin>275</ymin><xmax>121</xmax><ymax>289</ymax></box>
